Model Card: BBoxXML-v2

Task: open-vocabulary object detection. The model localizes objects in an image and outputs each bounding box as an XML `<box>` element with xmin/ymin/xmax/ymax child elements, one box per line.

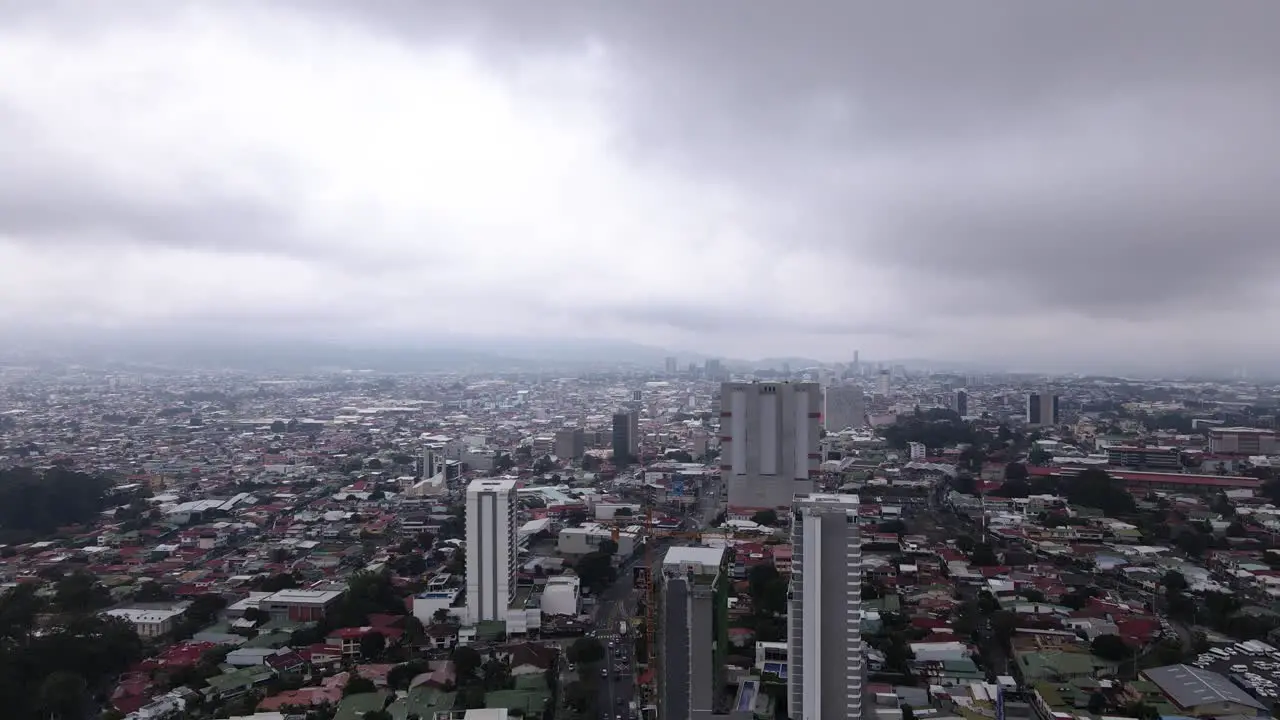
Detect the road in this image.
<box><xmin>592</xmin><ymin>555</ymin><xmax>639</xmax><ymax>720</ymax></box>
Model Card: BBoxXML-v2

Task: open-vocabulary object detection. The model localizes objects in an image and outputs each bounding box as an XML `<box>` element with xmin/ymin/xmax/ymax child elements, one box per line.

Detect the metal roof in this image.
<box><xmin>1144</xmin><ymin>664</ymin><xmax>1264</xmax><ymax>711</ymax></box>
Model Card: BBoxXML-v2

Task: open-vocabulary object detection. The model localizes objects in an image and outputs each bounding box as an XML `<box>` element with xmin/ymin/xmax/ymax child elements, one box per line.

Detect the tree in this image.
<box><xmin>54</xmin><ymin>570</ymin><xmax>110</xmax><ymax>613</ymax></box>
<box><xmin>1161</xmin><ymin>571</ymin><xmax>1188</xmax><ymax>594</ymax></box>
<box><xmin>969</xmin><ymin>544</ymin><xmax>998</xmax><ymax>567</ymax></box>
<box><xmin>1028</xmin><ymin>448</ymin><xmax>1053</xmax><ymax>465</ymax></box>
<box><xmin>877</xmin><ymin>519</ymin><xmax>907</xmax><ymax>536</ymax></box>
<box><xmin>452</xmin><ymin>645</ymin><xmax>484</xmax><ymax>681</ymax></box>
<box><xmin>747</xmin><ymin>565</ymin><xmax>789</xmax><ymax>616</ymax></box>
<box><xmin>614</xmin><ymin>507</ymin><xmax>634</xmax><ymax>517</ymax></box>
<box><xmin>133</xmin><ymin>580</ymin><xmax>170</xmax><ymax>602</ymax></box>
<box><xmin>364</xmin><ymin>710</ymin><xmax>394</xmax><ymax>720</ymax></box>
<box><xmin>366</xmin><ymin>458</ymin><xmax>384</xmax><ymax>470</ymax></box>
<box><xmin>1227</xmin><ymin>520</ymin><xmax>1248</xmax><ymax>537</ymax></box>
<box><xmin>751</xmin><ymin>509</ymin><xmax>779</xmax><ymax>526</ymax></box>
<box><xmin>344</xmin><ymin>676</ymin><xmax>377</xmax><ymax>696</ymax></box>
<box><xmin>39</xmin><ymin>671</ymin><xmax>87</xmax><ymax>719</ymax></box>
<box><xmin>360</xmin><ymin>631</ymin><xmax>387</xmax><ymax>660</ymax></box>
<box><xmin>432</xmin><ymin>608</ymin><xmax>452</xmax><ymax>625</ymax></box>
<box><xmin>996</xmin><ymin>479</ymin><xmax>1030</xmax><ymax>498</ymax></box>
<box><xmin>1090</xmin><ymin>634</ymin><xmax>1133</xmax><ymax>661</ymax></box>
<box><xmin>567</xmin><ymin>636</ymin><xmax>606</xmax><ymax>667</ymax></box>
<box><xmin>388</xmin><ymin>660</ymin><xmax>430</xmax><ymax>690</ymax></box>
<box><xmin>574</xmin><ymin>552</ymin><xmax>616</xmax><ymax>592</ymax></box>
<box><xmin>901</xmin><ymin>705</ymin><xmax>916</xmax><ymax>720</ymax></box>
<box><xmin>1004</xmin><ymin>462</ymin><xmax>1029</xmax><ymax>482</ymax></box>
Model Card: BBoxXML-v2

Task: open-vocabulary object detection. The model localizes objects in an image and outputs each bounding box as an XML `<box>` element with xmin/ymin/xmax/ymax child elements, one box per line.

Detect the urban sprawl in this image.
<box><xmin>5</xmin><ymin>360</ymin><xmax>1280</xmax><ymax>720</ymax></box>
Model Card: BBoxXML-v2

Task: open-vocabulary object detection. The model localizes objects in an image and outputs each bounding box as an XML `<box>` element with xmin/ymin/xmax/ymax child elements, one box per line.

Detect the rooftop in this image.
<box><xmin>467</xmin><ymin>478</ymin><xmax>519</xmax><ymax>493</ymax></box>
<box><xmin>663</xmin><ymin>546</ymin><xmax>725</xmax><ymax>573</ymax></box>
<box><xmin>1144</xmin><ymin>664</ymin><xmax>1265</xmax><ymax>711</ymax></box>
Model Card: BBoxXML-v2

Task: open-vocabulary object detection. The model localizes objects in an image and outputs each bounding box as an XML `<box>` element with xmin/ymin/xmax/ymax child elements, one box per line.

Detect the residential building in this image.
<box><xmin>953</xmin><ymin>389</ymin><xmax>968</xmax><ymax>417</ymax></box>
<box><xmin>466</xmin><ymin>478</ymin><xmax>519</xmax><ymax>623</ymax></box>
<box><xmin>876</xmin><ymin>369</ymin><xmax>891</xmax><ymax>397</ymax></box>
<box><xmin>907</xmin><ymin>442</ymin><xmax>926</xmax><ymax>461</ymax></box>
<box><xmin>554</xmin><ymin>428</ymin><xmax>585</xmax><ymax>461</ymax></box>
<box><xmin>658</xmin><ymin>546</ymin><xmax>735</xmax><ymax>720</ymax></box>
<box><xmin>720</xmin><ymin>381</ymin><xmax>821</xmax><ymax>511</ymax></box>
<box><xmin>789</xmin><ymin>493</ymin><xmax>863</xmax><ymax>720</ymax></box>
<box><xmin>1026</xmin><ymin>392</ymin><xmax>1060</xmax><ymax>427</ymax></box>
<box><xmin>823</xmin><ymin>385</ymin><xmax>865</xmax><ymax>432</ymax></box>
<box><xmin>1106</xmin><ymin>444</ymin><xmax>1182</xmax><ymax>470</ymax></box>
<box><xmin>612</xmin><ymin>410</ymin><xmax>640</xmax><ymax>465</ymax></box>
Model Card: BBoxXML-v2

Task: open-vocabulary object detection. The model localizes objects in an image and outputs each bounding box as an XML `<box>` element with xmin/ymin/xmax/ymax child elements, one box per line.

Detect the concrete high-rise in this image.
<box><xmin>823</xmin><ymin>385</ymin><xmax>866</xmax><ymax>432</ymax></box>
<box><xmin>789</xmin><ymin>493</ymin><xmax>863</xmax><ymax>720</ymax></box>
<box><xmin>612</xmin><ymin>410</ymin><xmax>639</xmax><ymax>464</ymax></box>
<box><xmin>876</xmin><ymin>369</ymin><xmax>891</xmax><ymax>397</ymax></box>
<box><xmin>665</xmin><ymin>356</ymin><xmax>678</xmax><ymax>374</ymax></box>
<box><xmin>954</xmin><ymin>389</ymin><xmax>968</xmax><ymax>417</ymax></box>
<box><xmin>658</xmin><ymin>546</ymin><xmax>736</xmax><ymax>720</ymax></box>
<box><xmin>554</xmin><ymin>428</ymin><xmax>585</xmax><ymax>460</ymax></box>
<box><xmin>465</xmin><ymin>478</ymin><xmax>518</xmax><ymax>622</ymax></box>
<box><xmin>720</xmin><ymin>381</ymin><xmax>821</xmax><ymax>511</ymax></box>
<box><xmin>1026</xmin><ymin>392</ymin><xmax>1060</xmax><ymax>427</ymax></box>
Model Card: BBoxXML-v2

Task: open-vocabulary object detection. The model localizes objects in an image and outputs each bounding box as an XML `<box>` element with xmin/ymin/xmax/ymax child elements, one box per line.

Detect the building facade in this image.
<box><xmin>823</xmin><ymin>385</ymin><xmax>866</xmax><ymax>432</ymax></box>
<box><xmin>1208</xmin><ymin>427</ymin><xmax>1280</xmax><ymax>455</ymax></box>
<box><xmin>954</xmin><ymin>390</ymin><xmax>968</xmax><ymax>417</ymax></box>
<box><xmin>720</xmin><ymin>381</ymin><xmax>821</xmax><ymax>511</ymax></box>
<box><xmin>554</xmin><ymin>428</ymin><xmax>585</xmax><ymax>460</ymax></box>
<box><xmin>1026</xmin><ymin>392</ymin><xmax>1060</xmax><ymax>427</ymax></box>
<box><xmin>789</xmin><ymin>493</ymin><xmax>863</xmax><ymax>720</ymax></box>
<box><xmin>612</xmin><ymin>410</ymin><xmax>640</xmax><ymax>464</ymax></box>
<box><xmin>465</xmin><ymin>478</ymin><xmax>519</xmax><ymax>623</ymax></box>
<box><xmin>658</xmin><ymin>546</ymin><xmax>736</xmax><ymax>720</ymax></box>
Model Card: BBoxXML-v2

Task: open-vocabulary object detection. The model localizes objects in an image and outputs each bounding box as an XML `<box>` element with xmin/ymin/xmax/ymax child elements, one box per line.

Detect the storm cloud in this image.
<box><xmin>1</xmin><ymin>1</ymin><xmax>1279</xmax><ymax>370</ymax></box>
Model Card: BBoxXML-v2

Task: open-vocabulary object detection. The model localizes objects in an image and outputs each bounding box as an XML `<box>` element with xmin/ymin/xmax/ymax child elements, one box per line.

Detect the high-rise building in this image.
<box><xmin>706</xmin><ymin>359</ymin><xmax>726</xmax><ymax>381</ymax></box>
<box><xmin>954</xmin><ymin>389</ymin><xmax>968</xmax><ymax>417</ymax></box>
<box><xmin>823</xmin><ymin>385</ymin><xmax>866</xmax><ymax>432</ymax></box>
<box><xmin>465</xmin><ymin>478</ymin><xmax>518</xmax><ymax>623</ymax></box>
<box><xmin>789</xmin><ymin>493</ymin><xmax>863</xmax><ymax>720</ymax></box>
<box><xmin>554</xmin><ymin>428</ymin><xmax>585</xmax><ymax>460</ymax></box>
<box><xmin>632</xmin><ymin>389</ymin><xmax>643</xmax><ymax>403</ymax></box>
<box><xmin>1026</xmin><ymin>392</ymin><xmax>1060</xmax><ymax>427</ymax></box>
<box><xmin>852</xmin><ymin>350</ymin><xmax>860</xmax><ymax>375</ymax></box>
<box><xmin>658</xmin><ymin>546</ymin><xmax>733</xmax><ymax>720</ymax></box>
<box><xmin>720</xmin><ymin>381</ymin><xmax>821</xmax><ymax>511</ymax></box>
<box><xmin>876</xmin><ymin>369</ymin><xmax>891</xmax><ymax>397</ymax></box>
<box><xmin>665</xmin><ymin>356</ymin><xmax>678</xmax><ymax>374</ymax></box>
<box><xmin>612</xmin><ymin>410</ymin><xmax>640</xmax><ymax>464</ymax></box>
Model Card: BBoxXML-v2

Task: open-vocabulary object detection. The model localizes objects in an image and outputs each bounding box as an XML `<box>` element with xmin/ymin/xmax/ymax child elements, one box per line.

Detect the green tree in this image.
<box><xmin>751</xmin><ymin>509</ymin><xmax>779</xmax><ymax>526</ymax></box>
<box><xmin>1004</xmin><ymin>462</ymin><xmax>1029</xmax><ymax>481</ymax></box>
<box><xmin>567</xmin><ymin>637</ymin><xmax>606</xmax><ymax>666</ymax></box>
<box><xmin>901</xmin><ymin>705</ymin><xmax>916</xmax><ymax>720</ymax></box>
<box><xmin>39</xmin><ymin>671</ymin><xmax>87</xmax><ymax>719</ymax></box>
<box><xmin>344</xmin><ymin>676</ymin><xmax>377</xmax><ymax>696</ymax></box>
<box><xmin>1090</xmin><ymin>634</ymin><xmax>1133</xmax><ymax>661</ymax></box>
<box><xmin>360</xmin><ymin>631</ymin><xmax>387</xmax><ymax>659</ymax></box>
<box><xmin>747</xmin><ymin>565</ymin><xmax>788</xmax><ymax>616</ymax></box>
<box><xmin>452</xmin><ymin>645</ymin><xmax>484</xmax><ymax>681</ymax></box>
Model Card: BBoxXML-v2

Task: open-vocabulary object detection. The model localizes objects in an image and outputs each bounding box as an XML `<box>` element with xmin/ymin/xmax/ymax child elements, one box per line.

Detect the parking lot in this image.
<box><xmin>1189</xmin><ymin>641</ymin><xmax>1280</xmax><ymax>704</ymax></box>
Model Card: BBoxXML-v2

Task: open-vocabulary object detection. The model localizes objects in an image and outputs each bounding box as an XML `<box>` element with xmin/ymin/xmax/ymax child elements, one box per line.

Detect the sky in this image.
<box><xmin>1</xmin><ymin>1</ymin><xmax>1279</xmax><ymax>372</ymax></box>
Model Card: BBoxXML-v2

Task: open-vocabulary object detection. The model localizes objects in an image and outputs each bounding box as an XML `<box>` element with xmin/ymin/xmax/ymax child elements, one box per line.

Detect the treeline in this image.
<box><xmin>0</xmin><ymin>584</ymin><xmax>145</xmax><ymax>719</ymax></box>
<box><xmin>0</xmin><ymin>468</ymin><xmax>114</xmax><ymax>542</ymax></box>
<box><xmin>881</xmin><ymin>409</ymin><xmax>993</xmax><ymax>451</ymax></box>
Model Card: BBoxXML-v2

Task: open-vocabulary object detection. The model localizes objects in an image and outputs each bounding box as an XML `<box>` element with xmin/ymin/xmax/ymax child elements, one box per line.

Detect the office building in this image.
<box><xmin>954</xmin><ymin>389</ymin><xmax>968</xmax><ymax>417</ymax></box>
<box><xmin>1208</xmin><ymin>427</ymin><xmax>1280</xmax><ymax>455</ymax></box>
<box><xmin>876</xmin><ymin>369</ymin><xmax>891</xmax><ymax>397</ymax></box>
<box><xmin>554</xmin><ymin>428</ymin><xmax>585</xmax><ymax>461</ymax></box>
<box><xmin>706</xmin><ymin>359</ymin><xmax>727</xmax><ymax>382</ymax></box>
<box><xmin>823</xmin><ymin>385</ymin><xmax>866</xmax><ymax>432</ymax></box>
<box><xmin>720</xmin><ymin>381</ymin><xmax>821</xmax><ymax>511</ymax></box>
<box><xmin>465</xmin><ymin>478</ymin><xmax>518</xmax><ymax>623</ymax></box>
<box><xmin>666</xmin><ymin>356</ymin><xmax>679</xmax><ymax>374</ymax></box>
<box><xmin>658</xmin><ymin>546</ymin><xmax>734</xmax><ymax>720</ymax></box>
<box><xmin>1026</xmin><ymin>392</ymin><xmax>1060</xmax><ymax>427</ymax></box>
<box><xmin>612</xmin><ymin>410</ymin><xmax>640</xmax><ymax>465</ymax></box>
<box><xmin>789</xmin><ymin>493</ymin><xmax>863</xmax><ymax>720</ymax></box>
<box><xmin>632</xmin><ymin>389</ymin><xmax>643</xmax><ymax>403</ymax></box>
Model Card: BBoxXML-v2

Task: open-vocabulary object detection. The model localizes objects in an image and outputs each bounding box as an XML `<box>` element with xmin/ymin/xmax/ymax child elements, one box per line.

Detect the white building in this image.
<box><xmin>466</xmin><ymin>478</ymin><xmax>519</xmax><ymax>623</ymax></box>
<box><xmin>720</xmin><ymin>381</ymin><xmax>822</xmax><ymax>512</ymax></box>
<box><xmin>557</xmin><ymin>523</ymin><xmax>641</xmax><ymax>557</ymax></box>
<box><xmin>105</xmin><ymin>607</ymin><xmax>186</xmax><ymax>639</ymax></box>
<box><xmin>789</xmin><ymin>493</ymin><xmax>863</xmax><ymax>720</ymax></box>
<box><xmin>823</xmin><ymin>385</ymin><xmax>866</xmax><ymax>432</ymax></box>
<box><xmin>907</xmin><ymin>442</ymin><xmax>926</xmax><ymax>461</ymax></box>
<box><xmin>540</xmin><ymin>576</ymin><xmax>581</xmax><ymax>617</ymax></box>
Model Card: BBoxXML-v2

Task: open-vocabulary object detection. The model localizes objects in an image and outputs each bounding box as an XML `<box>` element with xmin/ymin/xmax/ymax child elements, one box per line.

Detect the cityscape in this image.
<box><xmin>4</xmin><ymin>3</ymin><xmax>1280</xmax><ymax>720</ymax></box>
<box><xmin>6</xmin><ymin>359</ymin><xmax>1280</xmax><ymax>720</ymax></box>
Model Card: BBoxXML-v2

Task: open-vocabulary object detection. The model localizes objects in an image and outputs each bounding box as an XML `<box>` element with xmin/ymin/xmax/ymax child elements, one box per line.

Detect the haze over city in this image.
<box><xmin>2</xmin><ymin>1</ymin><xmax>1279</xmax><ymax>374</ymax></box>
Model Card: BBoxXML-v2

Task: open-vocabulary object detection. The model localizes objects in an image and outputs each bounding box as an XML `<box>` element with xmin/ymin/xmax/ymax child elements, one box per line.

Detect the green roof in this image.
<box><xmin>389</xmin><ymin>686</ymin><xmax>456</xmax><ymax>720</ymax></box>
<box><xmin>335</xmin><ymin>690</ymin><xmax>393</xmax><ymax>720</ymax></box>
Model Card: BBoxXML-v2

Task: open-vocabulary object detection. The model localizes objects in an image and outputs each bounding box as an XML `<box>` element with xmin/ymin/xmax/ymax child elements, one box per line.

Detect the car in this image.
<box><xmin>601</xmin><ymin>668</ymin><xmax>609</xmax><ymax>677</ymax></box>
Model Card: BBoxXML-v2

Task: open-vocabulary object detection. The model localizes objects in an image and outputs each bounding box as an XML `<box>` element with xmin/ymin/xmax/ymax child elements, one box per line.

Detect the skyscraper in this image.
<box><xmin>720</xmin><ymin>381</ymin><xmax>821</xmax><ymax>511</ymax></box>
<box><xmin>789</xmin><ymin>493</ymin><xmax>863</xmax><ymax>720</ymax></box>
<box><xmin>658</xmin><ymin>546</ymin><xmax>733</xmax><ymax>720</ymax></box>
<box><xmin>876</xmin><ymin>368</ymin><xmax>891</xmax><ymax>397</ymax></box>
<box><xmin>465</xmin><ymin>478</ymin><xmax>518</xmax><ymax>623</ymax></box>
<box><xmin>954</xmin><ymin>389</ymin><xmax>968</xmax><ymax>417</ymax></box>
<box><xmin>612</xmin><ymin>410</ymin><xmax>639</xmax><ymax>464</ymax></box>
<box><xmin>823</xmin><ymin>385</ymin><xmax>866</xmax><ymax>432</ymax></box>
<box><xmin>1026</xmin><ymin>392</ymin><xmax>1060</xmax><ymax>427</ymax></box>
<box><xmin>554</xmin><ymin>428</ymin><xmax>585</xmax><ymax>460</ymax></box>
<box><xmin>665</xmin><ymin>356</ymin><xmax>678</xmax><ymax>374</ymax></box>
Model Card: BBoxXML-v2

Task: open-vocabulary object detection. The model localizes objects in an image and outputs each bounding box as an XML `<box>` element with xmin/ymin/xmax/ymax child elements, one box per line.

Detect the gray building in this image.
<box><xmin>823</xmin><ymin>385</ymin><xmax>866</xmax><ymax>432</ymax></box>
<box><xmin>789</xmin><ymin>493</ymin><xmax>863</xmax><ymax>720</ymax></box>
<box><xmin>658</xmin><ymin>546</ymin><xmax>742</xmax><ymax>720</ymax></box>
<box><xmin>554</xmin><ymin>428</ymin><xmax>585</xmax><ymax>460</ymax></box>
<box><xmin>612</xmin><ymin>410</ymin><xmax>639</xmax><ymax>464</ymax></box>
<box><xmin>720</xmin><ymin>381</ymin><xmax>821</xmax><ymax>511</ymax></box>
<box><xmin>1026</xmin><ymin>392</ymin><xmax>1060</xmax><ymax>427</ymax></box>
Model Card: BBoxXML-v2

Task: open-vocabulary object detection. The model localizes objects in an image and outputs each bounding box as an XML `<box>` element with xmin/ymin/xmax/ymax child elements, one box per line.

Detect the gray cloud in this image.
<box><xmin>3</xmin><ymin>0</ymin><xmax>1280</xmax><ymax>368</ymax></box>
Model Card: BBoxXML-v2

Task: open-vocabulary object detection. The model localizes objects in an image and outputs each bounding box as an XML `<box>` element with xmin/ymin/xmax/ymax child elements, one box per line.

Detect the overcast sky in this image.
<box><xmin>2</xmin><ymin>1</ymin><xmax>1278</xmax><ymax>370</ymax></box>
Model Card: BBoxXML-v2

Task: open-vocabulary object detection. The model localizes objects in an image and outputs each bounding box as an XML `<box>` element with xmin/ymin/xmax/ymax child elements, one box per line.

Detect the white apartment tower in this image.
<box><xmin>465</xmin><ymin>478</ymin><xmax>519</xmax><ymax>623</ymax></box>
<box><xmin>789</xmin><ymin>493</ymin><xmax>863</xmax><ymax>720</ymax></box>
<box><xmin>720</xmin><ymin>381</ymin><xmax>822</xmax><ymax>512</ymax></box>
<box><xmin>823</xmin><ymin>385</ymin><xmax>866</xmax><ymax>432</ymax></box>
